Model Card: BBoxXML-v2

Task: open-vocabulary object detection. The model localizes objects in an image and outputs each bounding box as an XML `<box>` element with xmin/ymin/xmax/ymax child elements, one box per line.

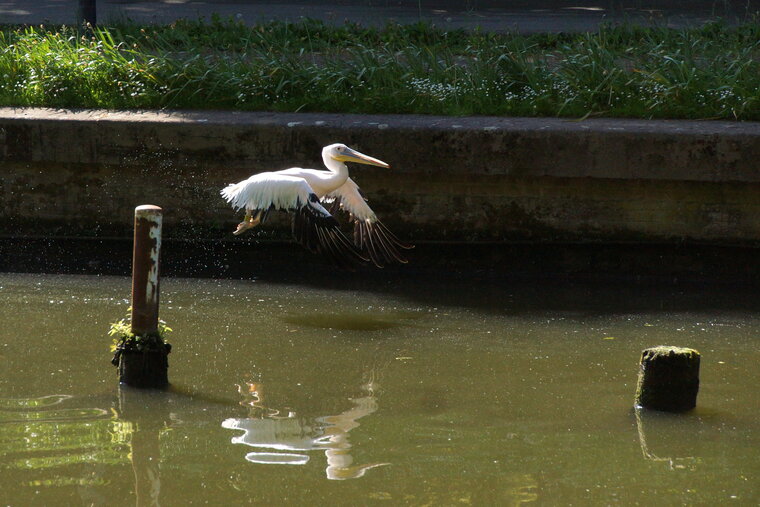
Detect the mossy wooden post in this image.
<box><xmin>635</xmin><ymin>346</ymin><xmax>700</xmax><ymax>412</ymax></box>
<box><xmin>119</xmin><ymin>205</ymin><xmax>169</xmax><ymax>388</ymax></box>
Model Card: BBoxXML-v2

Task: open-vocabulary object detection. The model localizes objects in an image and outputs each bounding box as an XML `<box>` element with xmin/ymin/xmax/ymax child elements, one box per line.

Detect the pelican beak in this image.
<box><xmin>335</xmin><ymin>147</ymin><xmax>390</xmax><ymax>168</ymax></box>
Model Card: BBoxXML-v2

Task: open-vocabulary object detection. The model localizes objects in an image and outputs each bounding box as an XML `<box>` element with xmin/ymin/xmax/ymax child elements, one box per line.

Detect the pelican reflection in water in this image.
<box><xmin>221</xmin><ymin>377</ymin><xmax>387</xmax><ymax>480</ymax></box>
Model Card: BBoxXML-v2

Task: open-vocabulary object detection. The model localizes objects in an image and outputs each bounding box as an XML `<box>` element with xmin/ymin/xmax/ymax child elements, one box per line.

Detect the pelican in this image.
<box><xmin>220</xmin><ymin>143</ymin><xmax>412</xmax><ymax>268</ymax></box>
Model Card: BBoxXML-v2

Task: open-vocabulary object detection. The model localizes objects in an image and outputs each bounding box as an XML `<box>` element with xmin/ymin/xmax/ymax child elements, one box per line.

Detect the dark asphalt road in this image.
<box><xmin>1</xmin><ymin>0</ymin><xmax>757</xmax><ymax>32</ymax></box>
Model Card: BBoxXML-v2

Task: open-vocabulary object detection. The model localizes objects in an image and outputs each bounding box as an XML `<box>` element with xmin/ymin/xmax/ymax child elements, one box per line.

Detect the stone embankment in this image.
<box><xmin>1</xmin><ymin>107</ymin><xmax>758</xmax><ymax>280</ymax></box>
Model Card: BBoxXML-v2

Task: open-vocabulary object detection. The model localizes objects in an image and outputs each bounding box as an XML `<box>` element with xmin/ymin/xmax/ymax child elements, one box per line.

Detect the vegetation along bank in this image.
<box><xmin>0</xmin><ymin>19</ymin><xmax>758</xmax><ymax>120</ymax></box>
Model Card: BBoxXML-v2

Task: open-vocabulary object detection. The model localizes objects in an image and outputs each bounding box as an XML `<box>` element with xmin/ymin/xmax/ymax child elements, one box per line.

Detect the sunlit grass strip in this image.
<box><xmin>0</xmin><ymin>19</ymin><xmax>758</xmax><ymax>119</ymax></box>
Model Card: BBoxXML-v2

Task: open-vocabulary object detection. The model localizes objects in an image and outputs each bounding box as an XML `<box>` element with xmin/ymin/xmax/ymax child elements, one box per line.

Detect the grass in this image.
<box><xmin>0</xmin><ymin>17</ymin><xmax>759</xmax><ymax>120</ymax></box>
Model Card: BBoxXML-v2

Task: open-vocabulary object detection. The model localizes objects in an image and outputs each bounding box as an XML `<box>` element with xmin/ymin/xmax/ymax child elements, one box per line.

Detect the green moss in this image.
<box><xmin>643</xmin><ymin>345</ymin><xmax>700</xmax><ymax>361</ymax></box>
<box><xmin>108</xmin><ymin>307</ymin><xmax>173</xmax><ymax>360</ymax></box>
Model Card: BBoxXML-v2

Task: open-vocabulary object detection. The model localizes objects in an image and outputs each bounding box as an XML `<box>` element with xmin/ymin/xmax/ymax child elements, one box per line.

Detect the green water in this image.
<box><xmin>0</xmin><ymin>273</ymin><xmax>758</xmax><ymax>505</ymax></box>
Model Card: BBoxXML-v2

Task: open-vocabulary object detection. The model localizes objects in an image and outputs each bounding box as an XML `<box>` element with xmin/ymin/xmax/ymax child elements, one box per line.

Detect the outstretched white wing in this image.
<box><xmin>221</xmin><ymin>173</ymin><xmax>367</xmax><ymax>268</ymax></box>
<box><xmin>325</xmin><ymin>178</ymin><xmax>413</xmax><ymax>267</ymax></box>
<box><xmin>221</xmin><ymin>172</ymin><xmax>311</xmax><ymax>212</ymax></box>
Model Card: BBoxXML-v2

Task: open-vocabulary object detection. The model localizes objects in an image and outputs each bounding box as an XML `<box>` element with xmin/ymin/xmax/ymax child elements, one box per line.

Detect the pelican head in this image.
<box><xmin>323</xmin><ymin>143</ymin><xmax>390</xmax><ymax>168</ymax></box>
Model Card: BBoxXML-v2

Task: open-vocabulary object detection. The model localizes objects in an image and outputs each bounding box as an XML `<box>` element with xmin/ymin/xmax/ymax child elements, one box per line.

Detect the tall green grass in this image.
<box><xmin>0</xmin><ymin>18</ymin><xmax>758</xmax><ymax>119</ymax></box>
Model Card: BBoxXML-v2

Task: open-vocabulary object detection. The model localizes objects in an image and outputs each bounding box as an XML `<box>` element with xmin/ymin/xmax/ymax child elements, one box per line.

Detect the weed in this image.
<box><xmin>1</xmin><ymin>19</ymin><xmax>758</xmax><ymax>119</ymax></box>
<box><xmin>108</xmin><ymin>307</ymin><xmax>173</xmax><ymax>366</ymax></box>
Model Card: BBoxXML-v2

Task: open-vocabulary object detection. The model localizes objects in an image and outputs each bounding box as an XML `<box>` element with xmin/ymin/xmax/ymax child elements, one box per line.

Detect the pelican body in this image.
<box><xmin>221</xmin><ymin>143</ymin><xmax>412</xmax><ymax>268</ymax></box>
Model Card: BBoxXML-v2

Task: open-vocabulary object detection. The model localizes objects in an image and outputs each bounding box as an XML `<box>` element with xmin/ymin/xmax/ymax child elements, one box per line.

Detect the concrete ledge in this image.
<box><xmin>1</xmin><ymin>107</ymin><xmax>759</xmax><ymax>248</ymax></box>
<box><xmin>2</xmin><ymin>107</ymin><xmax>759</xmax><ymax>182</ymax></box>
<box><xmin>4</xmin><ymin>0</ymin><xmax>752</xmax><ymax>33</ymax></box>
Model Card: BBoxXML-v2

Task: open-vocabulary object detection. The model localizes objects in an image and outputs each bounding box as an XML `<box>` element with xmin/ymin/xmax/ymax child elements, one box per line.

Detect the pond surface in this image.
<box><xmin>0</xmin><ymin>273</ymin><xmax>758</xmax><ymax>505</ymax></box>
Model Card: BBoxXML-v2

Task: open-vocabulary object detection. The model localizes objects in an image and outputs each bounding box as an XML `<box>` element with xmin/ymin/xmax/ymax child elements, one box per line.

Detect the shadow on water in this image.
<box><xmin>1</xmin><ymin>237</ymin><xmax>759</xmax><ymax>316</ymax></box>
<box><xmin>281</xmin><ymin>310</ymin><xmax>425</xmax><ymax>331</ymax></box>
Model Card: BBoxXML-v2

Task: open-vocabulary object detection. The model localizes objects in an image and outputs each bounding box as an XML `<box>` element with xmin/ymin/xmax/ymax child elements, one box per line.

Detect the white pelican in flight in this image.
<box><xmin>221</xmin><ymin>143</ymin><xmax>412</xmax><ymax>268</ymax></box>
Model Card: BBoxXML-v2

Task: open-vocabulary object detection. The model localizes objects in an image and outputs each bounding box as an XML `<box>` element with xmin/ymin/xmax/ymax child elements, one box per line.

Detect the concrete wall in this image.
<box><xmin>1</xmin><ymin>107</ymin><xmax>759</xmax><ymax>246</ymax></box>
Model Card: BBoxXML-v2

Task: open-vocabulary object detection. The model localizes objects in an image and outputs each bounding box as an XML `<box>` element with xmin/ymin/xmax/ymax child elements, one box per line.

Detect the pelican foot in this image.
<box><xmin>233</xmin><ymin>221</ymin><xmax>254</xmax><ymax>235</ymax></box>
<box><xmin>233</xmin><ymin>217</ymin><xmax>261</xmax><ymax>236</ymax></box>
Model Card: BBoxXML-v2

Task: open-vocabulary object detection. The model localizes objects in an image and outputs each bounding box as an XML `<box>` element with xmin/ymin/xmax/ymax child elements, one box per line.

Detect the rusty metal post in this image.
<box><xmin>131</xmin><ymin>205</ymin><xmax>162</xmax><ymax>336</ymax></box>
<box><xmin>119</xmin><ymin>204</ymin><xmax>169</xmax><ymax>388</ymax></box>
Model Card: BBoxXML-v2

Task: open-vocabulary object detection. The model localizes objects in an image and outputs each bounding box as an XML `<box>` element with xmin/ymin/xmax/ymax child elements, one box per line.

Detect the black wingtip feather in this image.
<box><xmin>354</xmin><ymin>220</ymin><xmax>413</xmax><ymax>267</ymax></box>
<box><xmin>291</xmin><ymin>204</ymin><xmax>368</xmax><ymax>269</ymax></box>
